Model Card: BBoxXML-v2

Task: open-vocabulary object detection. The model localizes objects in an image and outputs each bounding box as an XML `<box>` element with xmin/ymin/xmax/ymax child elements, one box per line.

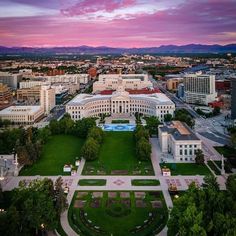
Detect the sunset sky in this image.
<box><xmin>0</xmin><ymin>0</ymin><xmax>236</xmax><ymax>47</ymax></box>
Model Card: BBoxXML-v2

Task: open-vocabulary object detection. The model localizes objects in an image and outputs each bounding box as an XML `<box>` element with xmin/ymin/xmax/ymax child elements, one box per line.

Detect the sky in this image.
<box><xmin>0</xmin><ymin>0</ymin><xmax>236</xmax><ymax>48</ymax></box>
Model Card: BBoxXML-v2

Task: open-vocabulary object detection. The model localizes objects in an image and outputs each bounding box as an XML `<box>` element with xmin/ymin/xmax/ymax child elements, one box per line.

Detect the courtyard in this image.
<box><xmin>82</xmin><ymin>132</ymin><xmax>154</xmax><ymax>175</ymax></box>
<box><xmin>20</xmin><ymin>135</ymin><xmax>84</xmax><ymax>176</ymax></box>
<box><xmin>69</xmin><ymin>191</ymin><xmax>168</xmax><ymax>236</ymax></box>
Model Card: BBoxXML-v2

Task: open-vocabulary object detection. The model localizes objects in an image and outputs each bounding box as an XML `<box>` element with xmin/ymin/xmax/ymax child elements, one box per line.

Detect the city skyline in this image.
<box><xmin>0</xmin><ymin>0</ymin><xmax>236</xmax><ymax>47</ymax></box>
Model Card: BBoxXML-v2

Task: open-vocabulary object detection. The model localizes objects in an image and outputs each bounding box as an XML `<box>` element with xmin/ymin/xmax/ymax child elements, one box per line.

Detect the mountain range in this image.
<box><xmin>0</xmin><ymin>44</ymin><xmax>236</xmax><ymax>55</ymax></box>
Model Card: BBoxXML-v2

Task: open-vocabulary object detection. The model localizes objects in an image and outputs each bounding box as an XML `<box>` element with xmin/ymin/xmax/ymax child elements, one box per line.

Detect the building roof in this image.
<box><xmin>67</xmin><ymin>91</ymin><xmax>174</xmax><ymax>106</ymax></box>
<box><xmin>99</xmin><ymin>88</ymin><xmax>160</xmax><ymax>95</ymax></box>
<box><xmin>0</xmin><ymin>105</ymin><xmax>42</xmax><ymax>115</ymax></box>
<box><xmin>159</xmin><ymin>121</ymin><xmax>200</xmax><ymax>141</ymax></box>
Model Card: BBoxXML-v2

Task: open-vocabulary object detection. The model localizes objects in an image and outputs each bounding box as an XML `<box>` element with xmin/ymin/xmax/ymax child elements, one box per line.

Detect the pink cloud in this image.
<box><xmin>0</xmin><ymin>0</ymin><xmax>235</xmax><ymax>47</ymax></box>
<box><xmin>61</xmin><ymin>0</ymin><xmax>136</xmax><ymax>17</ymax></box>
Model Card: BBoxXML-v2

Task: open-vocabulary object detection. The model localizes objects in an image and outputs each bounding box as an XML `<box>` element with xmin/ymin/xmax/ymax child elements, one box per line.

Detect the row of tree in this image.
<box><xmin>0</xmin><ymin>177</ymin><xmax>68</xmax><ymax>236</ymax></box>
<box><xmin>144</xmin><ymin>116</ymin><xmax>161</xmax><ymax>136</ymax></box>
<box><xmin>168</xmin><ymin>175</ymin><xmax>236</xmax><ymax>236</ymax></box>
<box><xmin>134</xmin><ymin>125</ymin><xmax>152</xmax><ymax>161</ymax></box>
<box><xmin>81</xmin><ymin>126</ymin><xmax>104</xmax><ymax>161</ymax></box>
<box><xmin>0</xmin><ymin>115</ymin><xmax>97</xmax><ymax>166</ymax></box>
<box><xmin>49</xmin><ymin>114</ymin><xmax>96</xmax><ymax>138</ymax></box>
<box><xmin>0</xmin><ymin>127</ymin><xmax>43</xmax><ymax>166</ymax></box>
<box><xmin>0</xmin><ymin>118</ymin><xmax>11</xmax><ymax>128</ymax></box>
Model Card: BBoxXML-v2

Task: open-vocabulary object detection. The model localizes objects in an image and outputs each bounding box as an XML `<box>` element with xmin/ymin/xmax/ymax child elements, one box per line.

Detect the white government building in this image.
<box><xmin>93</xmin><ymin>74</ymin><xmax>153</xmax><ymax>92</ymax></box>
<box><xmin>158</xmin><ymin>121</ymin><xmax>202</xmax><ymax>162</ymax></box>
<box><xmin>66</xmin><ymin>78</ymin><xmax>175</xmax><ymax>121</ymax></box>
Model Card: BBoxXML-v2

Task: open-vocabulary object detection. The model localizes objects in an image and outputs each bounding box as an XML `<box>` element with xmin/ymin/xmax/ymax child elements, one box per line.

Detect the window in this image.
<box><xmin>185</xmin><ymin>158</ymin><xmax>188</xmax><ymax>161</ymax></box>
<box><xmin>184</xmin><ymin>149</ymin><xmax>187</xmax><ymax>155</ymax></box>
<box><xmin>189</xmin><ymin>150</ymin><xmax>192</xmax><ymax>155</ymax></box>
<box><xmin>180</xmin><ymin>149</ymin><xmax>183</xmax><ymax>155</ymax></box>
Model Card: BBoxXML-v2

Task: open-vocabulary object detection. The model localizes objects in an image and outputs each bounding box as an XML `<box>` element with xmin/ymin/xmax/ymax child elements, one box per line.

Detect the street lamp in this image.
<box><xmin>4</xmin><ymin>159</ymin><xmax>7</xmax><ymax>169</ymax></box>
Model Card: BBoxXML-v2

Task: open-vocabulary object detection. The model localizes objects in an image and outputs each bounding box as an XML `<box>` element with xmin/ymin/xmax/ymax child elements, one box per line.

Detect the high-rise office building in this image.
<box><xmin>183</xmin><ymin>73</ymin><xmax>217</xmax><ymax>105</ymax></box>
<box><xmin>40</xmin><ymin>86</ymin><xmax>56</xmax><ymax>115</ymax></box>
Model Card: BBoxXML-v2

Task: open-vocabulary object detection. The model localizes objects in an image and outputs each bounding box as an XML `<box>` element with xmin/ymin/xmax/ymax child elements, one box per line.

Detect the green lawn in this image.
<box><xmin>78</xmin><ymin>179</ymin><xmax>107</xmax><ymax>186</ymax></box>
<box><xmin>69</xmin><ymin>191</ymin><xmax>168</xmax><ymax>236</ymax></box>
<box><xmin>214</xmin><ymin>146</ymin><xmax>236</xmax><ymax>168</ymax></box>
<box><xmin>20</xmin><ymin>135</ymin><xmax>84</xmax><ymax>176</ymax></box>
<box><xmin>160</xmin><ymin>163</ymin><xmax>211</xmax><ymax>176</ymax></box>
<box><xmin>214</xmin><ymin>146</ymin><xmax>236</xmax><ymax>157</ymax></box>
<box><xmin>131</xmin><ymin>179</ymin><xmax>160</xmax><ymax>186</ymax></box>
<box><xmin>82</xmin><ymin>132</ymin><xmax>154</xmax><ymax>175</ymax></box>
<box><xmin>207</xmin><ymin>161</ymin><xmax>221</xmax><ymax>175</ymax></box>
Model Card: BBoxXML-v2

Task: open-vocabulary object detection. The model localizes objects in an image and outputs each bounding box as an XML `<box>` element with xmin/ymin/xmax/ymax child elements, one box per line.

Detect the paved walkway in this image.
<box><xmin>1</xmin><ymin>138</ymin><xmax>227</xmax><ymax>236</ymax></box>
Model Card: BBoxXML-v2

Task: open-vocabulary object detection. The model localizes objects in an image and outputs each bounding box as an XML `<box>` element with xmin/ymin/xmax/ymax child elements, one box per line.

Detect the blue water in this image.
<box><xmin>98</xmin><ymin>124</ymin><xmax>136</xmax><ymax>131</ymax></box>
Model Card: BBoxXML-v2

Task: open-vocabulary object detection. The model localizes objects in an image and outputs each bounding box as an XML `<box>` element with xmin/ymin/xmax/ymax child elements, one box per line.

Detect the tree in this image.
<box><xmin>74</xmin><ymin>118</ymin><xmax>96</xmax><ymax>138</ymax></box>
<box><xmin>195</xmin><ymin>149</ymin><xmax>205</xmax><ymax>165</ymax></box>
<box><xmin>17</xmin><ymin>145</ymin><xmax>30</xmax><ymax>165</ymax></box>
<box><xmin>174</xmin><ymin>109</ymin><xmax>195</xmax><ymax>129</ymax></box>
<box><xmin>37</xmin><ymin>127</ymin><xmax>51</xmax><ymax>144</ymax></box>
<box><xmin>11</xmin><ymin>179</ymin><xmax>58</xmax><ymax>235</ymax></box>
<box><xmin>203</xmin><ymin>175</ymin><xmax>219</xmax><ymax>191</ymax></box>
<box><xmin>49</xmin><ymin>119</ymin><xmax>61</xmax><ymax>135</ymax></box>
<box><xmin>213</xmin><ymin>106</ymin><xmax>221</xmax><ymax>116</ymax></box>
<box><xmin>54</xmin><ymin>177</ymin><xmax>68</xmax><ymax>217</ymax></box>
<box><xmin>231</xmin><ymin>132</ymin><xmax>236</xmax><ymax>148</ymax></box>
<box><xmin>145</xmin><ymin>116</ymin><xmax>160</xmax><ymax>136</ymax></box>
<box><xmin>136</xmin><ymin>137</ymin><xmax>152</xmax><ymax>161</ymax></box>
<box><xmin>134</xmin><ymin>125</ymin><xmax>149</xmax><ymax>141</ymax></box>
<box><xmin>81</xmin><ymin>137</ymin><xmax>100</xmax><ymax>160</ymax></box>
<box><xmin>59</xmin><ymin>115</ymin><xmax>74</xmax><ymax>134</ymax></box>
<box><xmin>168</xmin><ymin>175</ymin><xmax>236</xmax><ymax>236</ymax></box>
<box><xmin>164</xmin><ymin>113</ymin><xmax>172</xmax><ymax>122</ymax></box>
<box><xmin>87</xmin><ymin>126</ymin><xmax>104</xmax><ymax>144</ymax></box>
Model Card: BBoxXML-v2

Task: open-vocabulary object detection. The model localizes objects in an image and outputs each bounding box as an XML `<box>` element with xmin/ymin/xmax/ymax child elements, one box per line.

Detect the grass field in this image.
<box><xmin>160</xmin><ymin>163</ymin><xmax>211</xmax><ymax>176</ymax></box>
<box><xmin>207</xmin><ymin>161</ymin><xmax>221</xmax><ymax>175</ymax></box>
<box><xmin>214</xmin><ymin>146</ymin><xmax>236</xmax><ymax>157</ymax></box>
<box><xmin>78</xmin><ymin>179</ymin><xmax>107</xmax><ymax>186</ymax></box>
<box><xmin>69</xmin><ymin>191</ymin><xmax>168</xmax><ymax>236</ymax></box>
<box><xmin>82</xmin><ymin>132</ymin><xmax>154</xmax><ymax>175</ymax></box>
<box><xmin>20</xmin><ymin>135</ymin><xmax>84</xmax><ymax>176</ymax></box>
<box><xmin>131</xmin><ymin>179</ymin><xmax>160</xmax><ymax>186</ymax></box>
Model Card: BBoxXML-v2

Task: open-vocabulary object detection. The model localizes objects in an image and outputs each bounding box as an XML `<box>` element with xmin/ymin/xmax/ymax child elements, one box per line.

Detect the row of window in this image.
<box><xmin>179</xmin><ymin>144</ymin><xmax>198</xmax><ymax>148</ymax></box>
<box><xmin>179</xmin><ymin>149</ymin><xmax>198</xmax><ymax>156</ymax></box>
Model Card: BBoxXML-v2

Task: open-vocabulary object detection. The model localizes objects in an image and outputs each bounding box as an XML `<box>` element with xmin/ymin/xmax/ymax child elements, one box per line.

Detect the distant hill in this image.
<box><xmin>0</xmin><ymin>44</ymin><xmax>236</xmax><ymax>55</ymax></box>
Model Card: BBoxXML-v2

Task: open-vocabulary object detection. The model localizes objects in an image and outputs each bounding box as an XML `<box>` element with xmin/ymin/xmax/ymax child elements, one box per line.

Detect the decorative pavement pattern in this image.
<box><xmin>113</xmin><ymin>179</ymin><xmax>125</xmax><ymax>186</ymax></box>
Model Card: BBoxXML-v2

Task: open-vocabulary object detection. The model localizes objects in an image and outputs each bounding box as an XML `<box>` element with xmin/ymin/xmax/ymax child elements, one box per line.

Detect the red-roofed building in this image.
<box><xmin>208</xmin><ymin>101</ymin><xmax>224</xmax><ymax>108</ymax></box>
<box><xmin>99</xmin><ymin>88</ymin><xmax>161</xmax><ymax>95</ymax></box>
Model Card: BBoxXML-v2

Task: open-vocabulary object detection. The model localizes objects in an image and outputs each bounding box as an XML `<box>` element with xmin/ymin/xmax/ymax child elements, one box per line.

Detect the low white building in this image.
<box><xmin>0</xmin><ymin>72</ymin><xmax>22</xmax><ymax>89</ymax></box>
<box><xmin>0</xmin><ymin>105</ymin><xmax>44</xmax><ymax>124</ymax></box>
<box><xmin>93</xmin><ymin>74</ymin><xmax>152</xmax><ymax>92</ymax></box>
<box><xmin>66</xmin><ymin>79</ymin><xmax>175</xmax><ymax>121</ymax></box>
<box><xmin>158</xmin><ymin>121</ymin><xmax>202</xmax><ymax>162</ymax></box>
